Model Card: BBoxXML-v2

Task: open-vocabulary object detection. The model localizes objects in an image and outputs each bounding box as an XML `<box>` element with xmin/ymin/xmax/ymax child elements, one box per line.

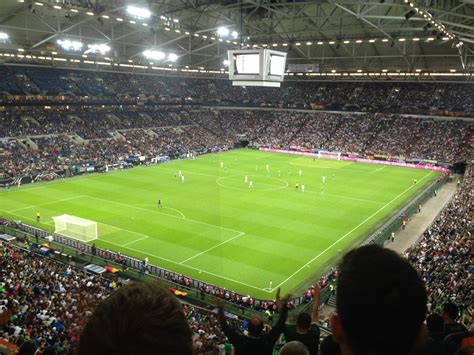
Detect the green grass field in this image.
<box><xmin>1</xmin><ymin>149</ymin><xmax>439</xmax><ymax>299</ymax></box>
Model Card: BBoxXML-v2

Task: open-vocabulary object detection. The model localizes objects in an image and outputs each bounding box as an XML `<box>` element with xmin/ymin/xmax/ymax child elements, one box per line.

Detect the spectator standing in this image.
<box><xmin>216</xmin><ymin>288</ymin><xmax>291</xmax><ymax>355</ymax></box>
<box><xmin>442</xmin><ymin>303</ymin><xmax>467</xmax><ymax>337</ymax></box>
<box><xmin>283</xmin><ymin>284</ymin><xmax>321</xmax><ymax>355</ymax></box>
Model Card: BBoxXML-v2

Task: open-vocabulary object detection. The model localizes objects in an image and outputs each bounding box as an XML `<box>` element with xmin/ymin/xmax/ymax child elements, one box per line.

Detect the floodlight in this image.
<box><xmin>0</xmin><ymin>32</ymin><xmax>9</xmax><ymax>40</ymax></box>
<box><xmin>218</xmin><ymin>27</ymin><xmax>230</xmax><ymax>37</ymax></box>
<box><xmin>231</xmin><ymin>31</ymin><xmax>238</xmax><ymax>38</ymax></box>
<box><xmin>85</xmin><ymin>44</ymin><xmax>111</xmax><ymax>54</ymax></box>
<box><xmin>168</xmin><ymin>53</ymin><xmax>178</xmax><ymax>61</ymax></box>
<box><xmin>223</xmin><ymin>59</ymin><xmax>229</xmax><ymax>66</ymax></box>
<box><xmin>57</xmin><ymin>39</ymin><xmax>83</xmax><ymax>51</ymax></box>
<box><xmin>143</xmin><ymin>50</ymin><xmax>165</xmax><ymax>60</ymax></box>
<box><xmin>127</xmin><ymin>6</ymin><xmax>151</xmax><ymax>18</ymax></box>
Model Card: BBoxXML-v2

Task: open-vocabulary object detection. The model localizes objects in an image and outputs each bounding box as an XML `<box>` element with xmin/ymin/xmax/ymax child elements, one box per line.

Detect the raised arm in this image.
<box><xmin>215</xmin><ymin>299</ymin><xmax>243</xmax><ymax>345</ymax></box>
<box><xmin>266</xmin><ymin>288</ymin><xmax>292</xmax><ymax>344</ymax></box>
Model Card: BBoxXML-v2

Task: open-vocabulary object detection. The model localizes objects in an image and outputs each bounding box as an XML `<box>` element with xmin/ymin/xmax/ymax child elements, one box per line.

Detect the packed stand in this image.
<box><xmin>0</xmin><ymin>242</ymin><xmax>118</xmax><ymax>354</ymax></box>
<box><xmin>0</xmin><ymin>65</ymin><xmax>473</xmax><ymax>115</ymax></box>
<box><xmin>406</xmin><ymin>164</ymin><xmax>473</xmax><ymax>313</ymax></box>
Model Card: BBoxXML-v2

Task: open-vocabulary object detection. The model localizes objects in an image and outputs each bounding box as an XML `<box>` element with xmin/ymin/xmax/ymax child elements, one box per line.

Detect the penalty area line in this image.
<box><xmin>99</xmin><ymin>237</ymin><xmax>268</xmax><ymax>293</ymax></box>
<box><xmin>82</xmin><ymin>194</ymin><xmax>243</xmax><ymax>235</ymax></box>
<box><xmin>179</xmin><ymin>232</ymin><xmax>246</xmax><ymax>265</ymax></box>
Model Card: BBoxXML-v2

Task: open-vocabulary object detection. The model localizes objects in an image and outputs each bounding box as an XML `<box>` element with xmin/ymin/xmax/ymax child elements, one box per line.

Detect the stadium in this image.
<box><xmin>0</xmin><ymin>0</ymin><xmax>472</xmax><ymax>354</ymax></box>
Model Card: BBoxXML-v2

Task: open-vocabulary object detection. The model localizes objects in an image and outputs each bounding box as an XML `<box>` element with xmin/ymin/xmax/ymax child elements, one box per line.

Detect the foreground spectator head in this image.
<box><xmin>248</xmin><ymin>317</ymin><xmax>264</xmax><ymax>336</ymax></box>
<box><xmin>18</xmin><ymin>340</ymin><xmax>36</xmax><ymax>355</ymax></box>
<box><xmin>280</xmin><ymin>341</ymin><xmax>310</xmax><ymax>355</ymax></box>
<box><xmin>296</xmin><ymin>312</ymin><xmax>312</xmax><ymax>331</ymax></box>
<box><xmin>330</xmin><ymin>245</ymin><xmax>427</xmax><ymax>355</ymax></box>
<box><xmin>77</xmin><ymin>282</ymin><xmax>192</xmax><ymax>355</ymax></box>
<box><xmin>426</xmin><ymin>313</ymin><xmax>444</xmax><ymax>334</ymax></box>
<box><xmin>442</xmin><ymin>302</ymin><xmax>460</xmax><ymax>323</ymax></box>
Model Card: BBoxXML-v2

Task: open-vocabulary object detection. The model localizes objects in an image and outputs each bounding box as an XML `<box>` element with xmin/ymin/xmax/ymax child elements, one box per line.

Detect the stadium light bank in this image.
<box><xmin>127</xmin><ymin>5</ymin><xmax>151</xmax><ymax>19</ymax></box>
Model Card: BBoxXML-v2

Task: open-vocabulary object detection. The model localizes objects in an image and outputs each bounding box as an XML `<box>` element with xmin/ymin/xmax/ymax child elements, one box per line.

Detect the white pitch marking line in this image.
<box><xmin>82</xmin><ymin>195</ymin><xmax>244</xmax><ymax>235</ymax></box>
<box><xmin>131</xmin><ymin>204</ymin><xmax>186</xmax><ymax>219</ymax></box>
<box><xmin>122</xmin><ymin>235</ymin><xmax>149</xmax><ymax>247</ymax></box>
<box><xmin>271</xmin><ymin>171</ymin><xmax>434</xmax><ymax>292</ymax></box>
<box><xmin>179</xmin><ymin>232</ymin><xmax>246</xmax><ymax>265</ymax></box>
<box><xmin>99</xmin><ymin>237</ymin><xmax>267</xmax><ymax>292</ymax></box>
<box><xmin>305</xmin><ymin>190</ymin><xmax>385</xmax><ymax>205</ymax></box>
<box><xmin>8</xmin><ymin>195</ymin><xmax>85</xmax><ymax>213</ymax></box>
<box><xmin>369</xmin><ymin>166</ymin><xmax>387</xmax><ymax>175</ymax></box>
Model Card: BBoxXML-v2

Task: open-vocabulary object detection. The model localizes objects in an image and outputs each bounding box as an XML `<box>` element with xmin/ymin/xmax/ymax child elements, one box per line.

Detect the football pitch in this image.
<box><xmin>1</xmin><ymin>149</ymin><xmax>439</xmax><ymax>299</ymax></box>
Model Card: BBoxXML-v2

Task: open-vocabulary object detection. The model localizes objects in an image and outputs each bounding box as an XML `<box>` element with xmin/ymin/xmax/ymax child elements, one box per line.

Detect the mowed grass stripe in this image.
<box><xmin>0</xmin><ymin>149</ymin><xmax>439</xmax><ymax>297</ymax></box>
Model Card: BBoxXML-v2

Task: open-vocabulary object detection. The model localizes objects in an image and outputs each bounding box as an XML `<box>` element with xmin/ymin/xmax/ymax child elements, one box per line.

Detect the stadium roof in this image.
<box><xmin>0</xmin><ymin>0</ymin><xmax>472</xmax><ymax>73</ymax></box>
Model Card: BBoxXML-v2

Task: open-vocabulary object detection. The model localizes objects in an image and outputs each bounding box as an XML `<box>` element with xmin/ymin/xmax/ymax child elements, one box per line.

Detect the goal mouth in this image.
<box><xmin>52</xmin><ymin>214</ymin><xmax>98</xmax><ymax>242</ymax></box>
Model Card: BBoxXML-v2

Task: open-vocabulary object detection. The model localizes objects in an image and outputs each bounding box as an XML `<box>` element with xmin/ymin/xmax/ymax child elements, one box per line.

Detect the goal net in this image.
<box><xmin>53</xmin><ymin>214</ymin><xmax>98</xmax><ymax>242</ymax></box>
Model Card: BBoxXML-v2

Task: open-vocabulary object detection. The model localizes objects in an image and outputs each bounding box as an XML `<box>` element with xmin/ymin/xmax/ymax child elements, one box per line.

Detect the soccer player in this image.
<box><xmin>269</xmin><ymin>280</ymin><xmax>273</xmax><ymax>290</ymax></box>
<box><xmin>413</xmin><ymin>178</ymin><xmax>417</xmax><ymax>184</ymax></box>
<box><xmin>220</xmin><ymin>161</ymin><xmax>224</xmax><ymax>168</ymax></box>
<box><xmin>174</xmin><ymin>173</ymin><xmax>177</xmax><ymax>180</ymax></box>
<box><xmin>36</xmin><ymin>211</ymin><xmax>41</xmax><ymax>222</ymax></box>
<box><xmin>278</xmin><ymin>170</ymin><xmax>281</xmax><ymax>177</ymax></box>
<box><xmin>298</xmin><ymin>169</ymin><xmax>302</xmax><ymax>177</ymax></box>
<box><xmin>181</xmin><ymin>175</ymin><xmax>185</xmax><ymax>183</ymax></box>
<box><xmin>332</xmin><ymin>174</ymin><xmax>335</xmax><ymax>182</ymax></box>
<box><xmin>245</xmin><ymin>175</ymin><xmax>248</xmax><ymax>183</ymax></box>
<box><xmin>391</xmin><ymin>232</ymin><xmax>395</xmax><ymax>242</ymax></box>
<box><xmin>158</xmin><ymin>200</ymin><xmax>162</xmax><ymax>208</ymax></box>
<box><xmin>266</xmin><ymin>164</ymin><xmax>270</xmax><ymax>173</ymax></box>
<box><xmin>295</xmin><ymin>183</ymin><xmax>299</xmax><ymax>191</ymax></box>
<box><xmin>178</xmin><ymin>170</ymin><xmax>182</xmax><ymax>177</ymax></box>
<box><xmin>322</xmin><ymin>176</ymin><xmax>326</xmax><ymax>183</ymax></box>
<box><xmin>301</xmin><ymin>184</ymin><xmax>305</xmax><ymax>193</ymax></box>
<box><xmin>249</xmin><ymin>181</ymin><xmax>253</xmax><ymax>188</ymax></box>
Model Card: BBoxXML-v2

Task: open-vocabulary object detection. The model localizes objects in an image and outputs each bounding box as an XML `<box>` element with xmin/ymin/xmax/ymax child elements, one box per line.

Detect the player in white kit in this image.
<box><xmin>298</xmin><ymin>169</ymin><xmax>302</xmax><ymax>177</ymax></box>
<box><xmin>301</xmin><ymin>184</ymin><xmax>305</xmax><ymax>192</ymax></box>
<box><xmin>322</xmin><ymin>176</ymin><xmax>326</xmax><ymax>183</ymax></box>
<box><xmin>181</xmin><ymin>175</ymin><xmax>185</xmax><ymax>183</ymax></box>
<box><xmin>249</xmin><ymin>181</ymin><xmax>253</xmax><ymax>188</ymax></box>
<box><xmin>245</xmin><ymin>175</ymin><xmax>248</xmax><ymax>183</ymax></box>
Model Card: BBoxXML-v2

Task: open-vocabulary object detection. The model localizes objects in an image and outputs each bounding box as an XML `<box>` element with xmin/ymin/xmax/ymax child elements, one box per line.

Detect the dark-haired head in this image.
<box><xmin>331</xmin><ymin>245</ymin><xmax>427</xmax><ymax>355</ymax></box>
<box><xmin>442</xmin><ymin>302</ymin><xmax>460</xmax><ymax>322</ymax></box>
<box><xmin>296</xmin><ymin>312</ymin><xmax>311</xmax><ymax>330</ymax></box>
<box><xmin>77</xmin><ymin>282</ymin><xmax>192</xmax><ymax>355</ymax></box>
<box><xmin>248</xmin><ymin>317</ymin><xmax>264</xmax><ymax>336</ymax></box>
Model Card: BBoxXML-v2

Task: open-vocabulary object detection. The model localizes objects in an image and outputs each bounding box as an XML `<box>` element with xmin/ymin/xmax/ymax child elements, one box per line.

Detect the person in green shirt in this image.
<box><xmin>283</xmin><ymin>283</ymin><xmax>321</xmax><ymax>355</ymax></box>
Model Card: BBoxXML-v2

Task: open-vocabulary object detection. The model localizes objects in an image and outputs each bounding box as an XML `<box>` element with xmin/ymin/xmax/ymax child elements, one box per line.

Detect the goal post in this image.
<box><xmin>53</xmin><ymin>214</ymin><xmax>98</xmax><ymax>242</ymax></box>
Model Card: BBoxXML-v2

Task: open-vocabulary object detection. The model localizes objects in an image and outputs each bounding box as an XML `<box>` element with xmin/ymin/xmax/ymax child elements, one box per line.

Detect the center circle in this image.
<box><xmin>216</xmin><ymin>176</ymin><xmax>289</xmax><ymax>191</ymax></box>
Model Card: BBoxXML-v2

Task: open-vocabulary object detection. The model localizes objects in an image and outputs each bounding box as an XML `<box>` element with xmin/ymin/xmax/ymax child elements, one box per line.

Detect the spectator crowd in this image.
<box><xmin>1</xmin><ymin>107</ymin><xmax>470</xmax><ymax>182</ymax></box>
<box><xmin>0</xmin><ymin>65</ymin><xmax>473</xmax><ymax>116</ymax></box>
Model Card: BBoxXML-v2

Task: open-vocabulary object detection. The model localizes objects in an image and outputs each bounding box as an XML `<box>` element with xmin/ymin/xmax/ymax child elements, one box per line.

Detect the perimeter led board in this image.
<box><xmin>228</xmin><ymin>49</ymin><xmax>287</xmax><ymax>87</ymax></box>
